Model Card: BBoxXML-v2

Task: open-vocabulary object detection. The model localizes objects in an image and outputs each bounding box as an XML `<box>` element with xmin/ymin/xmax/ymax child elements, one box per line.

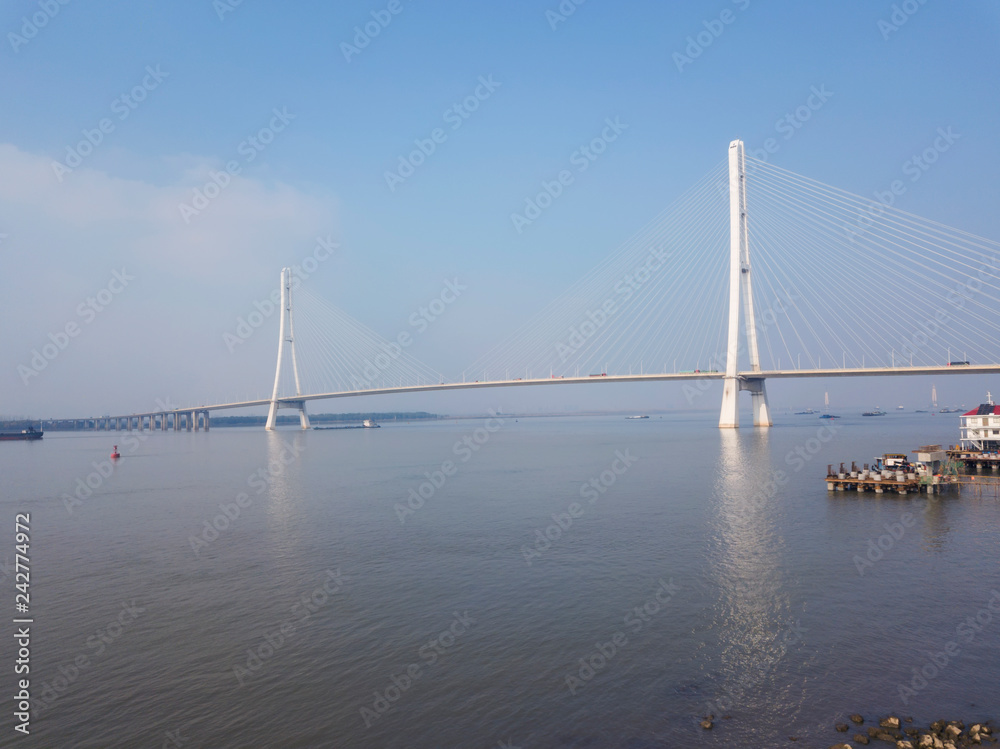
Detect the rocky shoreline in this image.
<box><xmin>825</xmin><ymin>715</ymin><xmax>995</xmax><ymax>748</ymax></box>
<box><xmin>698</xmin><ymin>712</ymin><xmax>995</xmax><ymax>747</ymax></box>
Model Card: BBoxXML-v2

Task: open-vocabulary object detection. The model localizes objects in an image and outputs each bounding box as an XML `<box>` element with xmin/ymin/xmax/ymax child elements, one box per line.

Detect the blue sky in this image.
<box><xmin>2</xmin><ymin>0</ymin><xmax>1000</xmax><ymax>417</ymax></box>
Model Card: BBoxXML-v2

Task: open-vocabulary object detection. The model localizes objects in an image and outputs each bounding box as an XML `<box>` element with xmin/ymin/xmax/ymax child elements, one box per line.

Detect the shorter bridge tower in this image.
<box><xmin>719</xmin><ymin>139</ymin><xmax>771</xmax><ymax>428</ymax></box>
<box><xmin>265</xmin><ymin>267</ymin><xmax>310</xmax><ymax>430</ymax></box>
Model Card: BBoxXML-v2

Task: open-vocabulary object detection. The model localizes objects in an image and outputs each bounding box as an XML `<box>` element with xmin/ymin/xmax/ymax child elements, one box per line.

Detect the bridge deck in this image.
<box><xmin>82</xmin><ymin>364</ymin><xmax>1000</xmax><ymax>420</ymax></box>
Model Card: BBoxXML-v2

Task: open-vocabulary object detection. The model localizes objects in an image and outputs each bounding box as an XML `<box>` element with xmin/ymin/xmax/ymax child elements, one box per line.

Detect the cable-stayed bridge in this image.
<box><xmin>92</xmin><ymin>140</ymin><xmax>1000</xmax><ymax>431</ymax></box>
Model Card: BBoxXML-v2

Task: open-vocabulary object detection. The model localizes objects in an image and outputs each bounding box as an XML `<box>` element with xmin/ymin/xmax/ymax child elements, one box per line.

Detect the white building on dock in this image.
<box><xmin>959</xmin><ymin>392</ymin><xmax>1000</xmax><ymax>451</ymax></box>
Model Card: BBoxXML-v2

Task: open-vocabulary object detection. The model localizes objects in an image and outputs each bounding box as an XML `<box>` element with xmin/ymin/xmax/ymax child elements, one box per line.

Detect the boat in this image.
<box><xmin>939</xmin><ymin>407</ymin><xmax>962</xmax><ymax>413</ymax></box>
<box><xmin>862</xmin><ymin>410</ymin><xmax>886</xmax><ymax>417</ymax></box>
<box><xmin>795</xmin><ymin>409</ymin><xmax>817</xmax><ymax>415</ymax></box>
<box><xmin>625</xmin><ymin>415</ymin><xmax>649</xmax><ymax>420</ymax></box>
<box><xmin>0</xmin><ymin>426</ymin><xmax>43</xmax><ymax>441</ymax></box>
<box><xmin>314</xmin><ymin>419</ymin><xmax>381</xmax><ymax>431</ymax></box>
<box><xmin>897</xmin><ymin>405</ymin><xmax>905</xmax><ymax>410</ymax></box>
<box><xmin>915</xmin><ymin>410</ymin><xmax>929</xmax><ymax>413</ymax></box>
<box><xmin>819</xmin><ymin>414</ymin><xmax>840</xmax><ymax>419</ymax></box>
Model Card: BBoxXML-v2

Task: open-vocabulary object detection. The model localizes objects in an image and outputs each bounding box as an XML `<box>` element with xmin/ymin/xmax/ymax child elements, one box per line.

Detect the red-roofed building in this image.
<box><xmin>959</xmin><ymin>392</ymin><xmax>1000</xmax><ymax>450</ymax></box>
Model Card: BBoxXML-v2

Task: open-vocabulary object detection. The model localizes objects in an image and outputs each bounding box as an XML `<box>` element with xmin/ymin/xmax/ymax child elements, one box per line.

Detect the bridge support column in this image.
<box><xmin>266</xmin><ymin>267</ymin><xmax>309</xmax><ymax>430</ymax></box>
<box><xmin>719</xmin><ymin>138</ymin><xmax>769</xmax><ymax>428</ymax></box>
<box><xmin>204</xmin><ymin>411</ymin><xmax>210</xmax><ymax>431</ymax></box>
<box><xmin>719</xmin><ymin>378</ymin><xmax>740</xmax><ymax>428</ymax></box>
<box><xmin>742</xmin><ymin>377</ymin><xmax>772</xmax><ymax>427</ymax></box>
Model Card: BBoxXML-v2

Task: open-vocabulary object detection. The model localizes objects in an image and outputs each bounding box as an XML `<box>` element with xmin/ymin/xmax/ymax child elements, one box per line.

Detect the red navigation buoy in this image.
<box><xmin>111</xmin><ymin>445</ymin><xmax>121</xmax><ymax>459</ymax></box>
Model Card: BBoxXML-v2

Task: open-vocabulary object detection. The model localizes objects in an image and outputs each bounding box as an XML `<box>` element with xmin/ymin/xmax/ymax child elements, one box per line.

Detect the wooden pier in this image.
<box><xmin>824</xmin><ymin>462</ymin><xmax>953</xmax><ymax>495</ymax></box>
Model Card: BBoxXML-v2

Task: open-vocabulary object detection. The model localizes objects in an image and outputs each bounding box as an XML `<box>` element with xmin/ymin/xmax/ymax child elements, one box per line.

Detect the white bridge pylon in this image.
<box><xmin>265</xmin><ymin>267</ymin><xmax>310</xmax><ymax>430</ymax></box>
<box><xmin>719</xmin><ymin>139</ymin><xmax>771</xmax><ymax>428</ymax></box>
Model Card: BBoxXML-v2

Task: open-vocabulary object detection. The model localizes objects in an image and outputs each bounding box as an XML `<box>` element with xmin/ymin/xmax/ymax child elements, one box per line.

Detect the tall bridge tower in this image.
<box><xmin>719</xmin><ymin>139</ymin><xmax>771</xmax><ymax>428</ymax></box>
<box><xmin>265</xmin><ymin>267</ymin><xmax>310</xmax><ymax>430</ymax></box>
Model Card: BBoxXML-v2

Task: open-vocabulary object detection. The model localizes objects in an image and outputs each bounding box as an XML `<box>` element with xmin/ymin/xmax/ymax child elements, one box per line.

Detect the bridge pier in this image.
<box><xmin>204</xmin><ymin>411</ymin><xmax>210</xmax><ymax>432</ymax></box>
<box><xmin>265</xmin><ymin>267</ymin><xmax>310</xmax><ymax>430</ymax></box>
<box><xmin>743</xmin><ymin>377</ymin><xmax>772</xmax><ymax>427</ymax></box>
<box><xmin>719</xmin><ymin>139</ymin><xmax>770</xmax><ymax>429</ymax></box>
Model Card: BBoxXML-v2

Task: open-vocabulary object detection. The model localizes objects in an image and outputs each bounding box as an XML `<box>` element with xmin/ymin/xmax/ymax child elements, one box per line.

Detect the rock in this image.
<box><xmin>917</xmin><ymin>736</ymin><xmax>933</xmax><ymax>749</ymax></box>
<box><xmin>882</xmin><ymin>718</ymin><xmax>902</xmax><ymax>730</ymax></box>
<box><xmin>700</xmin><ymin>719</ymin><xmax>713</xmax><ymax>730</ymax></box>
<box><xmin>851</xmin><ymin>715</ymin><xmax>865</xmax><ymax>725</ymax></box>
<box><xmin>869</xmin><ymin>727</ymin><xmax>880</xmax><ymax>737</ymax></box>
<box><xmin>905</xmin><ymin>729</ymin><xmax>918</xmax><ymax>737</ymax></box>
<box><xmin>828</xmin><ymin>744</ymin><xmax>852</xmax><ymax>749</ymax></box>
<box><xmin>931</xmin><ymin>722</ymin><xmax>946</xmax><ymax>733</ymax></box>
<box><xmin>932</xmin><ymin>738</ymin><xmax>943</xmax><ymax>749</ymax></box>
<box><xmin>897</xmin><ymin>741</ymin><xmax>914</xmax><ymax>749</ymax></box>
<box><xmin>855</xmin><ymin>735</ymin><xmax>870</xmax><ymax>745</ymax></box>
<box><xmin>876</xmin><ymin>732</ymin><xmax>898</xmax><ymax>743</ymax></box>
<box><xmin>837</xmin><ymin>724</ymin><xmax>850</xmax><ymax>732</ymax></box>
<box><xmin>945</xmin><ymin>725</ymin><xmax>962</xmax><ymax>739</ymax></box>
